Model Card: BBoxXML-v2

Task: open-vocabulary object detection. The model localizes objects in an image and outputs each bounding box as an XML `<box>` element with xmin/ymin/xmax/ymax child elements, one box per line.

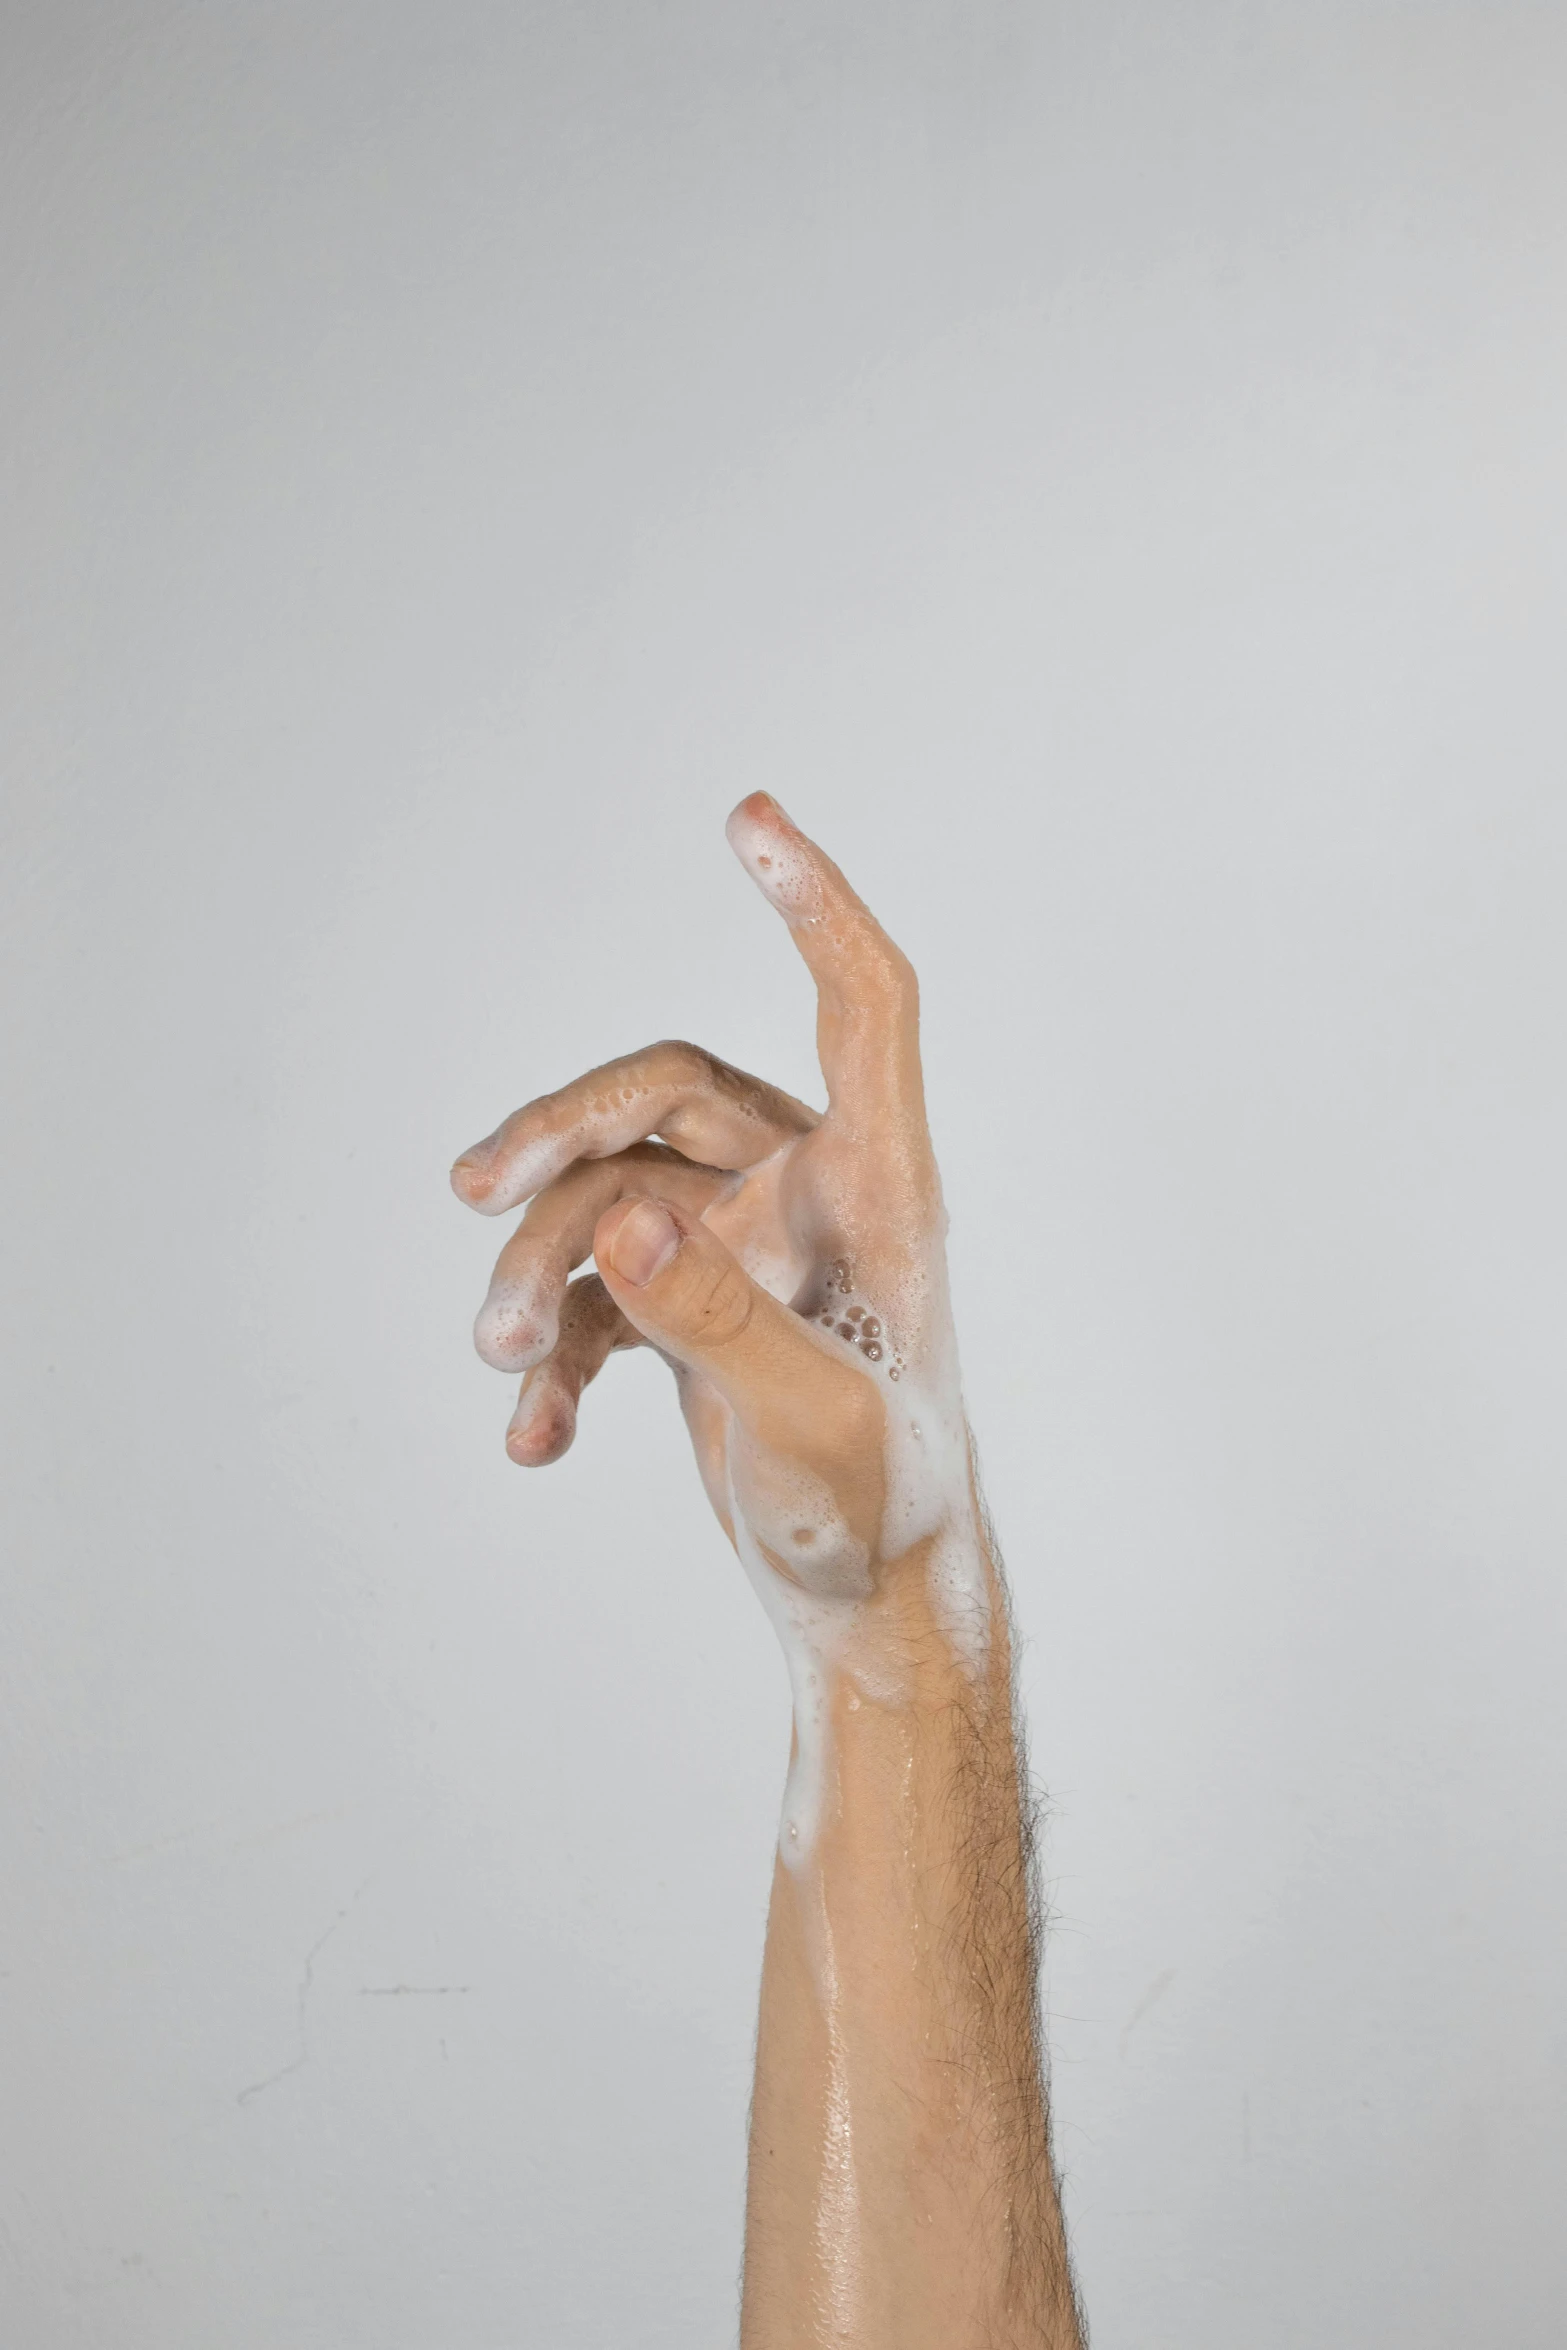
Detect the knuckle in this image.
<box><xmin>870</xmin><ymin>940</ymin><xmax>918</xmax><ymax>1005</ymax></box>
<box><xmin>678</xmin><ymin>1257</ymin><xmax>755</xmax><ymax>1351</ymax></box>
<box><xmin>840</xmin><ymin>922</ymin><xmax>917</xmax><ymax>1010</ymax></box>
<box><xmin>560</xmin><ymin>1272</ymin><xmax>620</xmax><ymax>1335</ymax></box>
<box><xmin>648</xmin><ymin>1037</ymin><xmax>711</xmax><ymax>1085</ymax></box>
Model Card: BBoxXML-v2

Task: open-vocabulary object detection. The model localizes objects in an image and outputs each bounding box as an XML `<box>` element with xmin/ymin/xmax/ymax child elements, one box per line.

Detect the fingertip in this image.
<box><xmin>506</xmin><ymin>1389</ymin><xmax>576</xmax><ymax>1466</ymax></box>
<box><xmin>450</xmin><ymin>1156</ymin><xmax>493</xmax><ymax>1205</ymax></box>
<box><xmin>726</xmin><ymin>790</ymin><xmax>791</xmax><ymax>835</ymax></box>
<box><xmin>591</xmin><ymin>1196</ymin><xmax>634</xmax><ymax>1284</ymax></box>
<box><xmin>599</xmin><ymin>1197</ymin><xmax>684</xmax><ymax>1287</ymax></box>
<box><xmin>452</xmin><ymin>1151</ymin><xmax>521</xmax><ymax>1216</ymax></box>
<box><xmin>474</xmin><ymin>1287</ymin><xmax>558</xmax><ymax>1373</ymax></box>
<box><xmin>725</xmin><ymin>795</ymin><xmax>819</xmax><ymax>922</ymax></box>
<box><xmin>593</xmin><ymin>1195</ymin><xmax>636</xmax><ymax>1247</ymax></box>
<box><xmin>593</xmin><ymin>1194</ymin><xmax>683</xmax><ymax>1280</ymax></box>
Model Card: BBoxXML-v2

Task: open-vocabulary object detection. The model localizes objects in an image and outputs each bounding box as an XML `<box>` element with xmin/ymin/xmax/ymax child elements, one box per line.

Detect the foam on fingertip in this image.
<box><xmin>726</xmin><ymin>793</ymin><xmax>822</xmax><ymax>926</ymax></box>
<box><xmin>450</xmin><ymin>1155</ymin><xmax>494</xmax><ymax>1204</ymax></box>
<box><xmin>453</xmin><ymin>1132</ymin><xmax>580</xmax><ymax>1217</ymax></box>
<box><xmin>474</xmin><ymin>1281</ymin><xmax>560</xmax><ymax>1372</ymax></box>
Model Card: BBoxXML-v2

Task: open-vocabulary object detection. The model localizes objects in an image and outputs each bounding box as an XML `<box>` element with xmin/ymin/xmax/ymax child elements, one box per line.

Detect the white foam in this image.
<box><xmin>713</xmin><ymin>1204</ymin><xmax>990</xmax><ymax>1875</ymax></box>
<box><xmin>725</xmin><ymin>799</ymin><xmax>825</xmax><ymax>928</ymax></box>
<box><xmin>473</xmin><ymin>1276</ymin><xmax>559</xmax><ymax>1372</ymax></box>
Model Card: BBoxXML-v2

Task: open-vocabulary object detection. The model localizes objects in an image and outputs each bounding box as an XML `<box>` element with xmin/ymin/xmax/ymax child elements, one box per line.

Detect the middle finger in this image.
<box><xmin>451</xmin><ymin>1040</ymin><xmax>817</xmax><ymax>1218</ymax></box>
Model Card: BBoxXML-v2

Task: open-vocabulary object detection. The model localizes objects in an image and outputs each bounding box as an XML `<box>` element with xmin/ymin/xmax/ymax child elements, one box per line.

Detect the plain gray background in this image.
<box><xmin>4</xmin><ymin>3</ymin><xmax>1566</xmax><ymax>2344</ymax></box>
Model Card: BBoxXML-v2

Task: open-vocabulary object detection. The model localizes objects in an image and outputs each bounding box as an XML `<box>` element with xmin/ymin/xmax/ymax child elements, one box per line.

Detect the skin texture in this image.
<box><xmin>452</xmin><ymin>796</ymin><xmax>1086</xmax><ymax>2348</ymax></box>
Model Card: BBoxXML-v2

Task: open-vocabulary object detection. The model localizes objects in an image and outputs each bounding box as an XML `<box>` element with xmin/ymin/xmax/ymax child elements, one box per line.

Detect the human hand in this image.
<box><xmin>450</xmin><ymin>796</ymin><xmax>991</xmax><ymax>1845</ymax></box>
<box><xmin>451</xmin><ymin>803</ymin><xmax>1080</xmax><ymax>2344</ymax></box>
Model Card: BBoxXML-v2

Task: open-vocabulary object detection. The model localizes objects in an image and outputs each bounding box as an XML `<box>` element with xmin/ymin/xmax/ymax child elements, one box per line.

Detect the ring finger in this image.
<box><xmin>473</xmin><ymin>1143</ymin><xmax>734</xmax><ymax>1372</ymax></box>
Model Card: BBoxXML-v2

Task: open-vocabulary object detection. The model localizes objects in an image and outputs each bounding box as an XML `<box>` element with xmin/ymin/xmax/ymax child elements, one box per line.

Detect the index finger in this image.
<box><xmin>725</xmin><ymin>794</ymin><xmax>928</xmax><ymax>1146</ymax></box>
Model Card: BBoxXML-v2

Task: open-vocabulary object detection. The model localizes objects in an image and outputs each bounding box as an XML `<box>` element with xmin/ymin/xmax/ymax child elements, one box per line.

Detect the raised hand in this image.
<box><xmin>451</xmin><ymin>796</ymin><xmax>992</xmax><ymax>1847</ymax></box>
<box><xmin>449</xmin><ymin>798</ymin><xmax>1083</xmax><ymax>2348</ymax></box>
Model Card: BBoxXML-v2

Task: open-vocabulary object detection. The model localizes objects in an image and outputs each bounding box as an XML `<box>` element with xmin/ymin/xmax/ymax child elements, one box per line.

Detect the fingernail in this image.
<box><xmin>608</xmin><ymin>1199</ymin><xmax>683</xmax><ymax>1286</ymax></box>
<box><xmin>739</xmin><ymin>790</ymin><xmax>793</xmax><ymax>826</ymax></box>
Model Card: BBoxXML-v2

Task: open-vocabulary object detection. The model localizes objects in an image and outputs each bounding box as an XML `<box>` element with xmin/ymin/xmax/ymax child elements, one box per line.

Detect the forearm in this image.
<box><xmin>453</xmin><ymin>796</ymin><xmax>1086</xmax><ymax>2339</ymax></box>
<box><xmin>740</xmin><ymin>1549</ymin><xmax>1083</xmax><ymax>2349</ymax></box>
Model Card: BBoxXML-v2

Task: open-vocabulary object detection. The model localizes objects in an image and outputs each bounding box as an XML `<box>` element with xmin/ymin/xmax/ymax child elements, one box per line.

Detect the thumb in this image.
<box><xmin>593</xmin><ymin>1197</ymin><xmax>882</xmax><ymax>1471</ymax></box>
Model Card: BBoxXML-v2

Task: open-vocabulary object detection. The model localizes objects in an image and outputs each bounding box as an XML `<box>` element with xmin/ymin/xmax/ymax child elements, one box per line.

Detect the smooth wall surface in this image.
<box><xmin>4</xmin><ymin>5</ymin><xmax>1566</xmax><ymax>2344</ymax></box>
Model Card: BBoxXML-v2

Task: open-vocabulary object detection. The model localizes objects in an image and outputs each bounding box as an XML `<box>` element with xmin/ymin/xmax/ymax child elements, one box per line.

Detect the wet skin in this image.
<box><xmin>453</xmin><ymin>796</ymin><xmax>1085</xmax><ymax>2349</ymax></box>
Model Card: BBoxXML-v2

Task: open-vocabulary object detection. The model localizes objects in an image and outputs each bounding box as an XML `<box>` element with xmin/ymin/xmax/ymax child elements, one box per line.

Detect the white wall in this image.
<box><xmin>4</xmin><ymin>5</ymin><xmax>1566</xmax><ymax>2343</ymax></box>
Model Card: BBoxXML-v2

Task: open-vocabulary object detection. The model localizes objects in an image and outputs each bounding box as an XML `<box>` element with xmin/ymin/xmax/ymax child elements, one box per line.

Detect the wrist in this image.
<box><xmin>860</xmin><ymin>1520</ymin><xmax>1014</xmax><ymax>1710</ymax></box>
